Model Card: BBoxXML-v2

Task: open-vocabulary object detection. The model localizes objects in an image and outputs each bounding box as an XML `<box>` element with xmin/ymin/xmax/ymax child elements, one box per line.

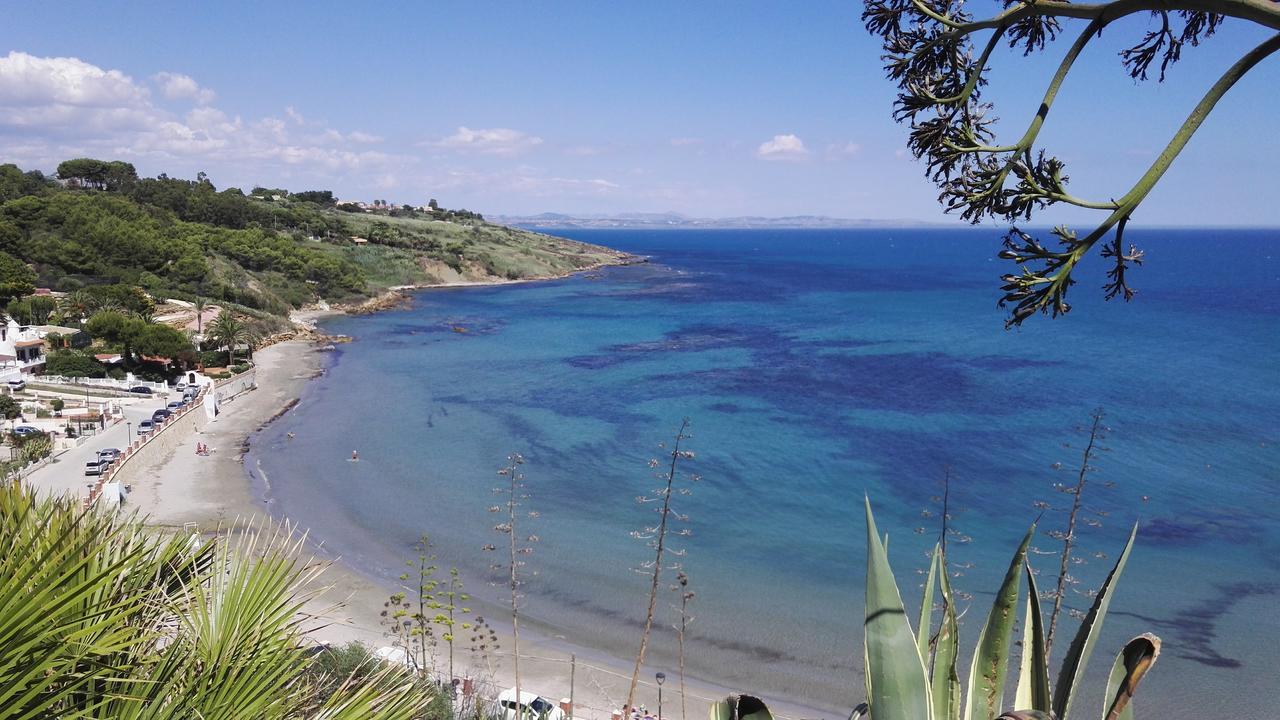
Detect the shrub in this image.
<box><xmin>43</xmin><ymin>350</ymin><xmax>107</xmax><ymax>378</ymax></box>
<box><xmin>0</xmin><ymin>487</ymin><xmax>431</xmax><ymax>718</ymax></box>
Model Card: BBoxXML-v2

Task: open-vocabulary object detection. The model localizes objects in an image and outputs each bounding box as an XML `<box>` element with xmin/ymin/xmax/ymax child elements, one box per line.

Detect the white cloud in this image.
<box><xmin>756</xmin><ymin>134</ymin><xmax>808</xmax><ymax>160</ymax></box>
<box><xmin>0</xmin><ymin>51</ymin><xmax>409</xmax><ymax>186</ymax></box>
<box><xmin>826</xmin><ymin>142</ymin><xmax>861</xmax><ymax>158</ymax></box>
<box><xmin>429</xmin><ymin>126</ymin><xmax>543</xmax><ymax>156</ymax></box>
<box><xmin>317</xmin><ymin>128</ymin><xmax>383</xmax><ymax>145</ymax></box>
<box><xmin>348</xmin><ymin>130</ymin><xmax>383</xmax><ymax>144</ymax></box>
<box><xmin>152</xmin><ymin>71</ymin><xmax>215</xmax><ymax>104</ymax></box>
<box><xmin>0</xmin><ymin>51</ymin><xmax>149</xmax><ymax>108</ymax></box>
<box><xmin>431</xmin><ymin>167</ymin><xmax>619</xmax><ymax>198</ymax></box>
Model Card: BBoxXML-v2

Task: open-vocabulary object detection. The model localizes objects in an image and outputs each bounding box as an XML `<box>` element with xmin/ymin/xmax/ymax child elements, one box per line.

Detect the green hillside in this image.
<box><xmin>0</xmin><ymin>160</ymin><xmax>631</xmax><ymax>318</ymax></box>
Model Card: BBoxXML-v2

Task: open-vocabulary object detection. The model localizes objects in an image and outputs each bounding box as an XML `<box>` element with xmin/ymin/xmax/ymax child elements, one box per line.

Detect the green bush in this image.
<box><xmin>0</xmin><ymin>395</ymin><xmax>18</xmax><ymax>420</ymax></box>
<box><xmin>229</xmin><ymin>364</ymin><xmax>250</xmax><ymax>374</ymax></box>
<box><xmin>43</xmin><ymin>350</ymin><xmax>107</xmax><ymax>378</ymax></box>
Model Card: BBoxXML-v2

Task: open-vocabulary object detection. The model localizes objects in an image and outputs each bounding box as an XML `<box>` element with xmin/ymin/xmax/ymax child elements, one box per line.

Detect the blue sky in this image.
<box><xmin>3</xmin><ymin>1</ymin><xmax>1278</xmax><ymax>224</ymax></box>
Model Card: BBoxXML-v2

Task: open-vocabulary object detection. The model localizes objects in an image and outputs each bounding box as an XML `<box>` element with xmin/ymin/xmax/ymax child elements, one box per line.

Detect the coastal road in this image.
<box><xmin>23</xmin><ymin>395</ymin><xmax>182</xmax><ymax>500</ymax></box>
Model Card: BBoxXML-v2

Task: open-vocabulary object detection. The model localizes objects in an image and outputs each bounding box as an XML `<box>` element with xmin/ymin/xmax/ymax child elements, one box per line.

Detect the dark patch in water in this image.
<box><xmin>566</xmin><ymin>324</ymin><xmax>755</xmax><ymax>369</ymax></box>
<box><xmin>709</xmin><ymin>402</ymin><xmax>744</xmax><ymax>414</ymax></box>
<box><xmin>385</xmin><ymin>318</ymin><xmax>507</xmax><ymax>336</ymax></box>
<box><xmin>964</xmin><ymin>355</ymin><xmax>1068</xmax><ymax>371</ymax></box>
<box><xmin>1112</xmin><ymin>581</ymin><xmax>1278</xmax><ymax>668</ymax></box>
<box><xmin>1141</xmin><ymin>510</ymin><xmax>1261</xmax><ymax>546</ymax></box>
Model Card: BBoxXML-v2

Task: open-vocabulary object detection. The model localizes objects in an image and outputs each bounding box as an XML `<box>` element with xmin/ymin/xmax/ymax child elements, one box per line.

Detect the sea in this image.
<box><xmin>248</xmin><ymin>228</ymin><xmax>1279</xmax><ymax>717</ymax></box>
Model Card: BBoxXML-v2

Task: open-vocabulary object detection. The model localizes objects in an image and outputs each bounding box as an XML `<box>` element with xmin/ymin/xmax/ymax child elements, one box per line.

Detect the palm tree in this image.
<box><xmin>194</xmin><ymin>295</ymin><xmax>207</xmax><ymax>335</ymax></box>
<box><xmin>207</xmin><ymin>309</ymin><xmax>250</xmax><ymax>367</ymax></box>
<box><xmin>0</xmin><ymin>484</ymin><xmax>432</xmax><ymax>719</ymax></box>
<box><xmin>59</xmin><ymin>290</ymin><xmax>95</xmax><ymax>328</ymax></box>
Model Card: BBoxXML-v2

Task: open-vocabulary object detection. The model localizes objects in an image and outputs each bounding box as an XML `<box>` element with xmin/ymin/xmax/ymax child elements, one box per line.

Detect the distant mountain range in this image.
<box><xmin>491</xmin><ymin>212</ymin><xmax>947</xmax><ymax>230</ymax></box>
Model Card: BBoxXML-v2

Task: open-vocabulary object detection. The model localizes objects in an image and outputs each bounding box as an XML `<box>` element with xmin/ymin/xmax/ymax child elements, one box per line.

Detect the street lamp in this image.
<box><xmin>654</xmin><ymin>672</ymin><xmax>665</xmax><ymax>720</ymax></box>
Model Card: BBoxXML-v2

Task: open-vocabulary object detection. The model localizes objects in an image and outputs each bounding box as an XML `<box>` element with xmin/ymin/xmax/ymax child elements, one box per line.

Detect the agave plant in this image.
<box><xmin>711</xmin><ymin>501</ymin><xmax>1159</xmax><ymax>720</ymax></box>
<box><xmin>0</xmin><ymin>483</ymin><xmax>431</xmax><ymax>720</ymax></box>
<box><xmin>862</xmin><ymin>498</ymin><xmax>1157</xmax><ymax>720</ymax></box>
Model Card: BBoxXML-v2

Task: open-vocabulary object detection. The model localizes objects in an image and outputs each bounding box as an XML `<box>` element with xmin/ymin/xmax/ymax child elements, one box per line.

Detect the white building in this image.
<box><xmin>0</xmin><ymin>320</ymin><xmax>83</xmax><ymax>380</ymax></box>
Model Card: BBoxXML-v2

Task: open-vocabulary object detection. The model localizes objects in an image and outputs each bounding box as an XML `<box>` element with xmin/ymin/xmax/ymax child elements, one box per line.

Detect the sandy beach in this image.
<box><xmin>22</xmin><ymin>336</ymin><xmax>831</xmax><ymax>720</ymax></box>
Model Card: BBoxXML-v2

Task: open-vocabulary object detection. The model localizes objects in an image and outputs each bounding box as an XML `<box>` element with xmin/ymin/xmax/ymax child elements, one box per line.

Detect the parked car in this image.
<box><xmin>129</xmin><ymin>386</ymin><xmax>153</xmax><ymax>395</ymax></box>
<box><xmin>12</xmin><ymin>425</ymin><xmax>41</xmax><ymax>437</ymax></box>
<box><xmin>136</xmin><ymin>420</ymin><xmax>154</xmax><ymax>435</ymax></box>
<box><xmin>6</xmin><ymin>379</ymin><xmax>26</xmax><ymax>392</ymax></box>
<box><xmin>84</xmin><ymin>460</ymin><xmax>106</xmax><ymax>476</ymax></box>
<box><xmin>174</xmin><ymin>381</ymin><xmax>189</xmax><ymax>392</ymax></box>
<box><xmin>496</xmin><ymin>689</ymin><xmax>565</xmax><ymax>720</ymax></box>
<box><xmin>167</xmin><ymin>400</ymin><xmax>185</xmax><ymax>411</ymax></box>
<box><xmin>152</xmin><ymin>408</ymin><xmax>172</xmax><ymax>423</ymax></box>
<box><xmin>98</xmin><ymin>448</ymin><xmax>122</xmax><ymax>462</ymax></box>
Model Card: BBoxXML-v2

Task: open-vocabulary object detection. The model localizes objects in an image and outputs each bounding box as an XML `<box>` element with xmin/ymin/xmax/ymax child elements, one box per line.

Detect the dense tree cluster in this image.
<box><xmin>55</xmin><ymin>159</ymin><xmax>139</xmax><ymax>192</ymax></box>
<box><xmin>44</xmin><ymin>349</ymin><xmax>108</xmax><ymax>378</ymax></box>
<box><xmin>0</xmin><ymin>162</ymin><xmax>365</xmax><ymax>312</ymax></box>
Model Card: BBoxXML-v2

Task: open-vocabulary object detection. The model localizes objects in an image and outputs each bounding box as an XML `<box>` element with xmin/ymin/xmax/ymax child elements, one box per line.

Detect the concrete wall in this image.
<box><xmin>214</xmin><ymin>367</ymin><xmax>257</xmax><ymax>403</ymax></box>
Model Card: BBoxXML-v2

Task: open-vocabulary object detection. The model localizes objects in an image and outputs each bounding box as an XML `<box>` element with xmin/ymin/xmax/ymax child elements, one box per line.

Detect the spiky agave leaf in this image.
<box><xmin>1013</xmin><ymin>563</ymin><xmax>1051</xmax><ymax>713</ymax></box>
<box><xmin>1053</xmin><ymin>523</ymin><xmax>1139</xmax><ymax>720</ymax></box>
<box><xmin>931</xmin><ymin>553</ymin><xmax>961</xmax><ymax>720</ymax></box>
<box><xmin>864</xmin><ymin>498</ymin><xmax>933</xmax><ymax>720</ymax></box>
<box><xmin>963</xmin><ymin>525</ymin><xmax>1035</xmax><ymax>720</ymax></box>
<box><xmin>917</xmin><ymin>544</ymin><xmax>941</xmax><ymax>661</ymax></box>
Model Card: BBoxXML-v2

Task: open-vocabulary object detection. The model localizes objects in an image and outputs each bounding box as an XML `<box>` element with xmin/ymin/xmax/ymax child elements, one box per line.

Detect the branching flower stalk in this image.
<box><xmin>624</xmin><ymin>419</ymin><xmax>697</xmax><ymax>716</ymax></box>
<box><xmin>486</xmin><ymin>452</ymin><xmax>538</xmax><ymax>717</ymax></box>
<box><xmin>915</xmin><ymin>467</ymin><xmax>975</xmax><ymax>604</ymax></box>
<box><xmin>380</xmin><ymin>534</ymin><xmax>439</xmax><ymax>676</ymax></box>
<box><xmin>432</xmin><ymin>567</ymin><xmax>471</xmax><ymax>686</ymax></box>
<box><xmin>862</xmin><ymin>0</ymin><xmax>1280</xmax><ymax>326</ymax></box>
<box><xmin>1043</xmin><ymin>408</ymin><xmax>1111</xmax><ymax>657</ymax></box>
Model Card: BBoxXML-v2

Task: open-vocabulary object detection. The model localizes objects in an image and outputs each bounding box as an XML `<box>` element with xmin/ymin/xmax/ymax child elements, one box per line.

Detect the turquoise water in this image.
<box><xmin>251</xmin><ymin>229</ymin><xmax>1279</xmax><ymax>715</ymax></box>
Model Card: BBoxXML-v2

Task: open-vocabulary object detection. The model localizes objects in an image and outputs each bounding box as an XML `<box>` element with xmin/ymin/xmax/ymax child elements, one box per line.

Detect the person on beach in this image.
<box><xmin>351</xmin><ymin>450</ymin><xmax>358</xmax><ymax>461</ymax></box>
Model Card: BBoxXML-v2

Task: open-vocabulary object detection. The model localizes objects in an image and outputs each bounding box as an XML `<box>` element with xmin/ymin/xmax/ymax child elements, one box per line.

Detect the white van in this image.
<box><xmin>497</xmin><ymin>689</ymin><xmax>565</xmax><ymax>720</ymax></box>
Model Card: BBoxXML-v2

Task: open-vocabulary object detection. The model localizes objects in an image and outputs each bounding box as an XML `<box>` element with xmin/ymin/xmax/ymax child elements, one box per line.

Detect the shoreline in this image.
<box><xmin>312</xmin><ymin>252</ymin><xmax>649</xmax><ymax>320</ymax></box>
<box><xmin>77</xmin><ymin>290</ymin><xmax>836</xmax><ymax>720</ymax></box>
<box><xmin>249</xmin><ymin>330</ymin><xmax>839</xmax><ymax>720</ymax></box>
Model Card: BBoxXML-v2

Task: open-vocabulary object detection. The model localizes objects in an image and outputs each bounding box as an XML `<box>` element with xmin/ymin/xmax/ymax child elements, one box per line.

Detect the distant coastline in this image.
<box><xmin>316</xmin><ymin>250</ymin><xmax>646</xmax><ymax>318</ymax></box>
<box><xmin>492</xmin><ymin>212</ymin><xmax>953</xmax><ymax>230</ymax></box>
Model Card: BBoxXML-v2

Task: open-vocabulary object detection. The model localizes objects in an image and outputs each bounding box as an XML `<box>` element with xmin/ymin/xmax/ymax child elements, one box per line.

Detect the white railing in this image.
<box><xmin>33</xmin><ymin>375</ymin><xmax>170</xmax><ymax>393</ymax></box>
